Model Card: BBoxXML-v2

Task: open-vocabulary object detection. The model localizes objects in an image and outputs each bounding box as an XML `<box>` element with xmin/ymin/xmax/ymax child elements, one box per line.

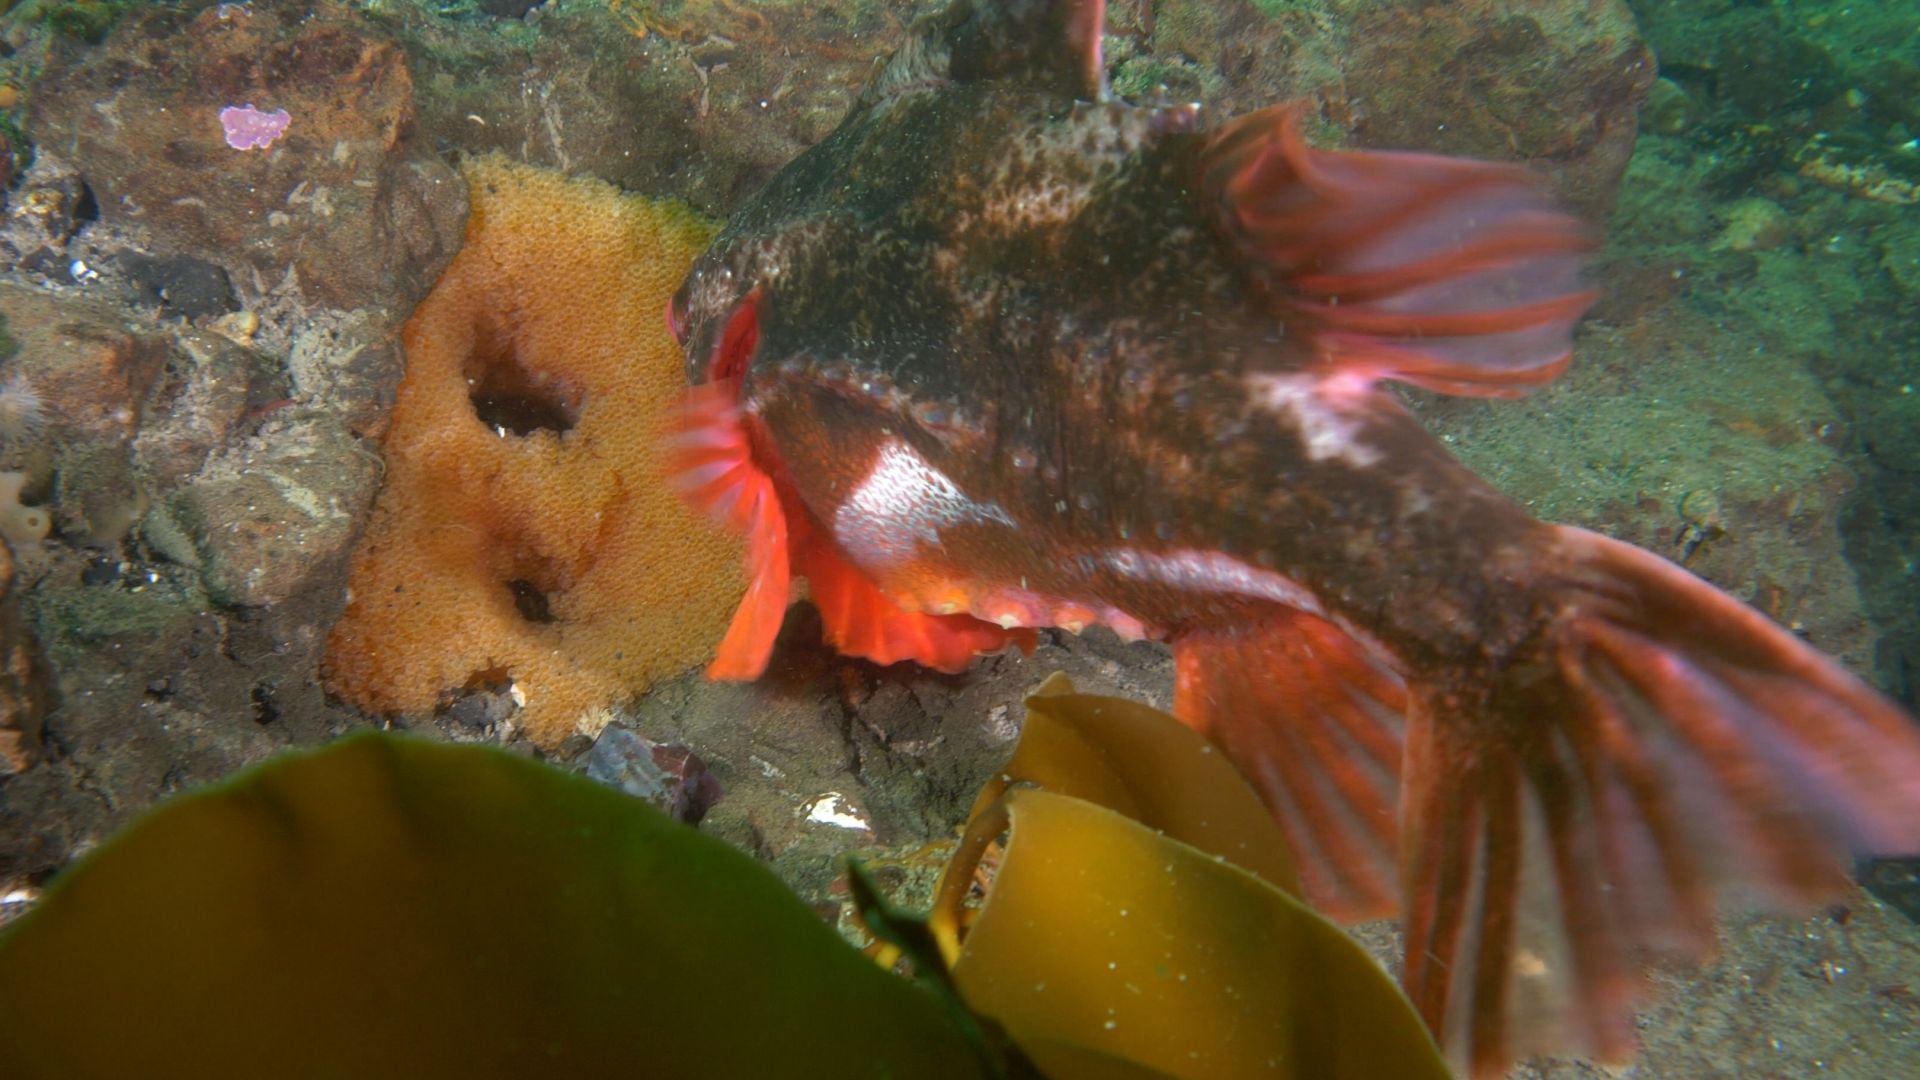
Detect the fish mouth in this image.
<box><xmin>664</xmin><ymin>279</ymin><xmax>691</xmax><ymax>347</ymax></box>
<box><xmin>697</xmin><ymin>284</ymin><xmax>764</xmax><ymax>385</ymax></box>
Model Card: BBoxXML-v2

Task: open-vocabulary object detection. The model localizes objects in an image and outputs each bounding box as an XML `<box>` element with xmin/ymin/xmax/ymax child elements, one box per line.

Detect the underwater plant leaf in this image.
<box><xmin>0</xmin><ymin>733</ymin><xmax>986</xmax><ymax>1080</ymax></box>
<box><xmin>952</xmin><ymin>788</ymin><xmax>1449</xmax><ymax>1080</ymax></box>
<box><xmin>976</xmin><ymin>673</ymin><xmax>1298</xmax><ymax>893</ymax></box>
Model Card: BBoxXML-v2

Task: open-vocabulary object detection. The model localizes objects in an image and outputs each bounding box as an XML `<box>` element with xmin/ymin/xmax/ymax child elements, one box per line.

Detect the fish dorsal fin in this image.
<box><xmin>949</xmin><ymin>0</ymin><xmax>1107</xmax><ymax>100</ymax></box>
<box><xmin>861</xmin><ymin>0</ymin><xmax>1107</xmax><ymax>110</ymax></box>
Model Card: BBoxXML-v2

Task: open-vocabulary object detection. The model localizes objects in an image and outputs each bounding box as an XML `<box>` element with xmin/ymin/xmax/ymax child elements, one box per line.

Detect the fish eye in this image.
<box><xmin>665</xmin><ymin>281</ymin><xmax>692</xmax><ymax>346</ymax></box>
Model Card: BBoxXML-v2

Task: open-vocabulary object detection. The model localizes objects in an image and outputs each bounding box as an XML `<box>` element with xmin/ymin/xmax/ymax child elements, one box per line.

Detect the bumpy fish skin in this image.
<box><xmin>671</xmin><ymin>1</ymin><xmax>1920</xmax><ymax>1075</ymax></box>
<box><xmin>678</xmin><ymin>41</ymin><xmax>1544</xmax><ymax>665</ymax></box>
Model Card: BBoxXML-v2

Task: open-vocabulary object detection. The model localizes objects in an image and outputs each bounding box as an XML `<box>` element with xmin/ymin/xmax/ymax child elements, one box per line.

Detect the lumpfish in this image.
<box><xmin>666</xmin><ymin>0</ymin><xmax>1920</xmax><ymax>1073</ymax></box>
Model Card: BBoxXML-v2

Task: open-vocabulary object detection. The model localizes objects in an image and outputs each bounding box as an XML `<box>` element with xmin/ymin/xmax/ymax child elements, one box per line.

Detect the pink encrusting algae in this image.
<box><xmin>218</xmin><ymin>104</ymin><xmax>291</xmax><ymax>151</ymax></box>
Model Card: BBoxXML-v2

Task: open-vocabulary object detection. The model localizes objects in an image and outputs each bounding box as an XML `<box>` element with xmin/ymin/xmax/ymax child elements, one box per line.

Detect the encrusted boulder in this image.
<box><xmin>141</xmin><ymin>414</ymin><xmax>380</xmax><ymax>609</ymax></box>
<box><xmin>24</xmin><ymin>0</ymin><xmax>466</xmax><ymax>317</ymax></box>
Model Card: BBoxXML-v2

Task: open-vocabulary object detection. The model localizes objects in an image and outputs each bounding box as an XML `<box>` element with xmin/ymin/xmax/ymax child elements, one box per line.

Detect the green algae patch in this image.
<box><xmin>24</xmin><ymin>563</ymin><xmax>208</xmax><ymax>665</ymax></box>
<box><xmin>0</xmin><ymin>733</ymin><xmax>987</xmax><ymax>1080</ymax></box>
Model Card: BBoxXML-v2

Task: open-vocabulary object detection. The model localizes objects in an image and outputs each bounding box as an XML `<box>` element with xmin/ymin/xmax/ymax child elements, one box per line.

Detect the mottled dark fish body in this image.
<box><xmin>680</xmin><ymin>68</ymin><xmax>1539</xmax><ymax>667</ymax></box>
<box><xmin>668</xmin><ymin>1</ymin><xmax>1920</xmax><ymax>1075</ymax></box>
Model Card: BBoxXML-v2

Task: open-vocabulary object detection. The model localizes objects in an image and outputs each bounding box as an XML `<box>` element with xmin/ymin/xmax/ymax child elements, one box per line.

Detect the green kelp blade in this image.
<box><xmin>981</xmin><ymin>673</ymin><xmax>1297</xmax><ymax>894</ymax></box>
<box><xmin>0</xmin><ymin>733</ymin><xmax>986</xmax><ymax>1080</ymax></box>
<box><xmin>953</xmin><ymin>788</ymin><xmax>1448</xmax><ymax>1080</ymax></box>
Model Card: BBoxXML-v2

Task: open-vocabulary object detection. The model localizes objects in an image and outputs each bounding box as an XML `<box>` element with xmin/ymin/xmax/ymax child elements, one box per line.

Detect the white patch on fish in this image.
<box><xmin>835</xmin><ymin>438</ymin><xmax>1017</xmax><ymax>566</ymax></box>
<box><xmin>1246</xmin><ymin>372</ymin><xmax>1382</xmax><ymax>467</ymax></box>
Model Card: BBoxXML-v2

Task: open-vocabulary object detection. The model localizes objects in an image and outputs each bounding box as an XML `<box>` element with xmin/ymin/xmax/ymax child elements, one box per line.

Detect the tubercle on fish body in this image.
<box><xmin>902</xmin><ymin>574</ymin><xmax>1151</xmax><ymax>645</ymax></box>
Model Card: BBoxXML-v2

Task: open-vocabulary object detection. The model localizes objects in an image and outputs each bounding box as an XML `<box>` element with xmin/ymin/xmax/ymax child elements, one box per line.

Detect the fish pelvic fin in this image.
<box><xmin>1399</xmin><ymin>525</ymin><xmax>1920</xmax><ymax>1077</ymax></box>
<box><xmin>671</xmin><ymin>379</ymin><xmax>790</xmax><ymax>679</ymax></box>
<box><xmin>1172</xmin><ymin>607</ymin><xmax>1410</xmax><ymax>922</ymax></box>
<box><xmin>1200</xmin><ymin>104</ymin><xmax>1598</xmax><ymax>399</ymax></box>
<box><xmin>797</xmin><ymin>538</ymin><xmax>1037</xmax><ymax>673</ymax></box>
<box><xmin>673</xmin><ymin>377</ymin><xmax>1033</xmax><ymax>679</ymax></box>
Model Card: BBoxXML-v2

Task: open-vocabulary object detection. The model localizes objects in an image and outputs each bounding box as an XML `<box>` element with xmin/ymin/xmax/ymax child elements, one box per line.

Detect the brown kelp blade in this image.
<box><xmin>951</xmin><ymin>788</ymin><xmax>1449</xmax><ymax>1080</ymax></box>
<box><xmin>928</xmin><ymin>675</ymin><xmax>1444</xmax><ymax>1079</ymax></box>
<box><xmin>0</xmin><ymin>734</ymin><xmax>987</xmax><ymax>1079</ymax></box>
<box><xmin>966</xmin><ymin>672</ymin><xmax>1298</xmax><ymax>892</ymax></box>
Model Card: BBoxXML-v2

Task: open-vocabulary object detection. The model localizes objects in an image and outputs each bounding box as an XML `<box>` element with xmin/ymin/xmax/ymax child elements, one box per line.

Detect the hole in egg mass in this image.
<box><xmin>463</xmin><ymin>322</ymin><xmax>583</xmax><ymax>436</ymax></box>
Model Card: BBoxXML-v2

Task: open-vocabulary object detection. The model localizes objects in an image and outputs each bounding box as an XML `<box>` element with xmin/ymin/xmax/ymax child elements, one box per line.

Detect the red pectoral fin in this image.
<box><xmin>797</xmin><ymin>537</ymin><xmax>1037</xmax><ymax>673</ymax></box>
<box><xmin>708</xmin><ymin>478</ymin><xmax>789</xmax><ymax>680</ymax></box>
<box><xmin>1201</xmin><ymin>104</ymin><xmax>1598</xmax><ymax>398</ymax></box>
<box><xmin>671</xmin><ymin>379</ymin><xmax>789</xmax><ymax>680</ymax></box>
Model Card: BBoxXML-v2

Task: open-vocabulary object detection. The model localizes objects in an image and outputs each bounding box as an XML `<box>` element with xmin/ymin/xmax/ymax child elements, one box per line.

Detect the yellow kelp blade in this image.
<box><xmin>952</xmin><ymin>788</ymin><xmax>1448</xmax><ymax>1080</ymax></box>
<box><xmin>0</xmin><ymin>733</ymin><xmax>986</xmax><ymax>1080</ymax></box>
<box><xmin>974</xmin><ymin>673</ymin><xmax>1297</xmax><ymax>894</ymax></box>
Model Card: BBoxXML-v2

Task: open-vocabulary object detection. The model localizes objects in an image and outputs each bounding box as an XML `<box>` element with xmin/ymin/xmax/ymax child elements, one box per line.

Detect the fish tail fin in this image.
<box><xmin>1200</xmin><ymin>103</ymin><xmax>1597</xmax><ymax>398</ymax></box>
<box><xmin>1172</xmin><ymin>606</ymin><xmax>1411</xmax><ymax>922</ymax></box>
<box><xmin>1400</xmin><ymin>525</ymin><xmax>1920</xmax><ymax>1076</ymax></box>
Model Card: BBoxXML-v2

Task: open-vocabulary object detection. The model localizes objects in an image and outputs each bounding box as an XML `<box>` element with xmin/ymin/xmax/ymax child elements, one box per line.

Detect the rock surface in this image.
<box><xmin>1134</xmin><ymin>0</ymin><xmax>1654</xmax><ymax>216</ymax></box>
<box><xmin>0</xmin><ymin>544</ymin><xmax>50</xmax><ymax>776</ymax></box>
<box><xmin>379</xmin><ymin>0</ymin><xmax>1653</xmax><ymax>219</ymax></box>
<box><xmin>142</xmin><ymin>415</ymin><xmax>381</xmax><ymax>609</ymax></box>
<box><xmin>25</xmin><ymin>1</ymin><xmax>466</xmax><ymax>316</ymax></box>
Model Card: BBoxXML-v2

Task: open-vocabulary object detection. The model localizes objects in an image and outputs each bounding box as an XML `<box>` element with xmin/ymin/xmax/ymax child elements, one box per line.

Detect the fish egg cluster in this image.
<box><xmin>324</xmin><ymin>158</ymin><xmax>743</xmax><ymax>747</ymax></box>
